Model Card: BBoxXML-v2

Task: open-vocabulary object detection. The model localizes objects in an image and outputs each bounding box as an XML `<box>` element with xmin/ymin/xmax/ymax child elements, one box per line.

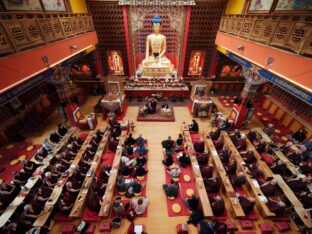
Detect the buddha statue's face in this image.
<box><xmin>153</xmin><ymin>23</ymin><xmax>161</xmax><ymax>34</ymax></box>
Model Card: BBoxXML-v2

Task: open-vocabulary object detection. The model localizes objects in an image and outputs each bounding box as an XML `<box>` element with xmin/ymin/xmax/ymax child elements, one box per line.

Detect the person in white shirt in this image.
<box><xmin>131</xmin><ymin>197</ymin><xmax>148</xmax><ymax>215</ymax></box>
<box><xmin>166</xmin><ymin>166</ymin><xmax>181</xmax><ymax>179</ymax></box>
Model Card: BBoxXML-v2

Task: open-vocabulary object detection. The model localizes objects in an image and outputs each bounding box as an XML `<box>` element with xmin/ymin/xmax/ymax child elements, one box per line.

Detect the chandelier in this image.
<box><xmin>119</xmin><ymin>0</ymin><xmax>195</xmax><ymax>5</ymax></box>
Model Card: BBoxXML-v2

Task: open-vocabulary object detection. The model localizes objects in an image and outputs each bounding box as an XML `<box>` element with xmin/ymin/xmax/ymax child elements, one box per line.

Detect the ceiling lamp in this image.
<box><xmin>119</xmin><ymin>0</ymin><xmax>196</xmax><ymax>6</ymax></box>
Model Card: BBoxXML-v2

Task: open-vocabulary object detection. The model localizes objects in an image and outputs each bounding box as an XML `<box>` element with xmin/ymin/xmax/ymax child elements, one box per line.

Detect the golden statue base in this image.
<box><xmin>140</xmin><ymin>57</ymin><xmax>174</xmax><ymax>77</ymax></box>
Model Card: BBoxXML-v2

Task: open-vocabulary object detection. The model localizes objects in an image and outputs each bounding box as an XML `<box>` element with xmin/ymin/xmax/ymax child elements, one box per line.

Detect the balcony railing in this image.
<box><xmin>0</xmin><ymin>13</ymin><xmax>94</xmax><ymax>57</ymax></box>
<box><xmin>219</xmin><ymin>14</ymin><xmax>312</xmax><ymax>57</ymax></box>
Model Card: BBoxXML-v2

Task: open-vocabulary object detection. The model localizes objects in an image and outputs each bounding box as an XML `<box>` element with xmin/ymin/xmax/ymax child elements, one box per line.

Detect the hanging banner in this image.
<box><xmin>226</xmin><ymin>52</ymin><xmax>312</xmax><ymax>105</ymax></box>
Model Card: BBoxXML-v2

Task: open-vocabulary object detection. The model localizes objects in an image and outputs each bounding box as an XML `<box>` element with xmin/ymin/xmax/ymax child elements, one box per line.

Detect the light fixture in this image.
<box><xmin>41</xmin><ymin>56</ymin><xmax>49</xmax><ymax>66</ymax></box>
<box><xmin>237</xmin><ymin>45</ymin><xmax>245</xmax><ymax>51</ymax></box>
<box><xmin>266</xmin><ymin>57</ymin><xmax>274</xmax><ymax>66</ymax></box>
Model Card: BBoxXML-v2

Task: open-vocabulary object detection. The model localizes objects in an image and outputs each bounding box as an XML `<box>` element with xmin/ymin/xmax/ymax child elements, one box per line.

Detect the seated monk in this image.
<box><xmin>43</xmin><ymin>172</ymin><xmax>57</xmax><ymax>187</ymax></box>
<box><xmin>136</xmin><ymin>154</ymin><xmax>147</xmax><ymax>166</ymax></box>
<box><xmin>136</xmin><ymin>145</ymin><xmax>148</xmax><ymax>155</ymax></box>
<box><xmin>22</xmin><ymin>160</ymin><xmax>39</xmax><ymax>175</ymax></box>
<box><xmin>35</xmin><ymin>148</ymin><xmax>48</xmax><ymax>162</ymax></box>
<box><xmin>34</xmin><ymin>187</ymin><xmax>50</xmax><ymax>205</ymax></box>
<box><xmin>287</xmin><ymin>150</ymin><xmax>303</xmax><ymax>165</ymax></box>
<box><xmin>200</xmin><ymin>164</ymin><xmax>214</xmax><ymax>178</ymax></box>
<box><xmin>121</xmin><ymin>165</ymin><xmax>133</xmax><ymax>177</ymax></box>
<box><xmin>91</xmin><ymin>177</ymin><xmax>107</xmax><ymax>197</ymax></box>
<box><xmin>50</xmin><ymin>130</ymin><xmax>61</xmax><ymax>144</ymax></box>
<box><xmin>59</xmin><ymin>198</ymin><xmax>74</xmax><ymax>215</ymax></box>
<box><xmin>166</xmin><ymin>166</ymin><xmax>181</xmax><ymax>180</ymax></box>
<box><xmin>13</xmin><ymin>171</ymin><xmax>29</xmax><ymax>185</ymax></box>
<box><xmin>58</xmin><ymin>124</ymin><xmax>68</xmax><ymax>137</ymax></box>
<box><xmin>265</xmin><ymin>198</ymin><xmax>286</xmax><ymax>216</ymax></box>
<box><xmin>196</xmin><ymin>153</ymin><xmax>209</xmax><ymax>165</ymax></box>
<box><xmin>255</xmin><ymin>139</ymin><xmax>266</xmax><ymax>154</ymax></box>
<box><xmin>111</xmin><ymin>128</ymin><xmax>121</xmax><ymax>140</ymax></box>
<box><xmin>99</xmin><ymin>165</ymin><xmax>111</xmax><ymax>181</ymax></box>
<box><xmin>126</xmin><ymin>133</ymin><xmax>136</xmax><ymax>146</ymax></box>
<box><xmin>127</xmin><ymin>145</ymin><xmax>134</xmax><ymax>156</ymax></box>
<box><xmin>241</xmin><ymin>149</ymin><xmax>256</xmax><ymax>164</ymax></box>
<box><xmin>66</xmin><ymin>181</ymin><xmax>81</xmax><ymax>195</ymax></box>
<box><xmin>162</xmin><ymin>151</ymin><xmax>174</xmax><ymax>167</ymax></box>
<box><xmin>176</xmin><ymin>134</ymin><xmax>184</xmax><ymax>146</ymax></box>
<box><xmin>219</xmin><ymin>147</ymin><xmax>229</xmax><ymax>164</ymax></box>
<box><xmin>0</xmin><ymin>196</ymin><xmax>10</xmax><ymax>213</ymax></box>
<box><xmin>247</xmin><ymin>129</ymin><xmax>256</xmax><ymax>143</ymax></box>
<box><xmin>260</xmin><ymin>179</ymin><xmax>278</xmax><ymax>196</ymax></box>
<box><xmin>230</xmin><ymin>172</ymin><xmax>246</xmax><ymax>189</ymax></box>
<box><xmin>189</xmin><ymin>119</ymin><xmax>199</xmax><ymax>133</ymax></box>
<box><xmin>204</xmin><ymin>176</ymin><xmax>221</xmax><ymax>193</ymax></box>
<box><xmin>193</xmin><ymin>138</ymin><xmax>205</xmax><ymax>153</ymax></box>
<box><xmin>20</xmin><ymin>204</ymin><xmax>40</xmax><ymax>225</ymax></box>
<box><xmin>131</xmin><ymin>197</ymin><xmax>149</xmax><ymax>215</ymax></box>
<box><xmin>263</xmin><ymin>124</ymin><xmax>274</xmax><ymax>136</ymax></box>
<box><xmin>162</xmin><ymin>136</ymin><xmax>175</xmax><ymax>151</ymax></box>
<box><xmin>299</xmin><ymin>162</ymin><xmax>312</xmax><ymax>174</ymax></box>
<box><xmin>236</xmin><ymin>134</ymin><xmax>247</xmax><ymax>151</ymax></box>
<box><xmin>108</xmin><ymin>117</ymin><xmax>120</xmax><ymax>130</ymax></box>
<box><xmin>248</xmin><ymin>163</ymin><xmax>264</xmax><ymax>179</ymax></box>
<box><xmin>108</xmin><ymin>137</ymin><xmax>118</xmax><ymax>152</ymax></box>
<box><xmin>238</xmin><ymin>195</ymin><xmax>255</xmax><ymax>214</ymax></box>
<box><xmin>134</xmin><ymin>165</ymin><xmax>148</xmax><ymax>178</ymax></box>
<box><xmin>210</xmin><ymin>129</ymin><xmax>221</xmax><ymax>141</ymax></box>
<box><xmin>177</xmin><ymin>152</ymin><xmax>191</xmax><ymax>168</ymax></box>
<box><xmin>209</xmin><ymin>195</ymin><xmax>225</xmax><ymax>216</ymax></box>
<box><xmin>162</xmin><ymin>182</ymin><xmax>179</xmax><ymax>198</ymax></box>
<box><xmin>182</xmin><ymin>195</ymin><xmax>200</xmax><ymax>211</ymax></box>
<box><xmin>116</xmin><ymin>176</ymin><xmax>127</xmax><ymax>194</ymax></box>
<box><xmin>225</xmin><ymin>160</ymin><xmax>237</xmax><ymax>176</ymax></box>
<box><xmin>298</xmin><ymin>192</ymin><xmax>312</xmax><ymax>209</ymax></box>
<box><xmin>286</xmin><ymin>176</ymin><xmax>310</xmax><ymax>193</ymax></box>
<box><xmin>126</xmin><ymin>180</ymin><xmax>145</xmax><ymax>198</ymax></box>
<box><xmin>87</xmin><ymin>191</ymin><xmax>103</xmax><ymax>212</ymax></box>
<box><xmin>187</xmin><ymin>209</ymin><xmax>203</xmax><ymax>226</ymax></box>
<box><xmin>278</xmin><ymin>142</ymin><xmax>293</xmax><ymax>155</ymax></box>
<box><xmin>292</xmin><ymin>129</ymin><xmax>306</xmax><ymax>143</ymax></box>
<box><xmin>270</xmin><ymin>160</ymin><xmax>290</xmax><ymax>176</ymax></box>
<box><xmin>230</xmin><ymin>129</ymin><xmax>241</xmax><ymax>144</ymax></box>
<box><xmin>0</xmin><ymin>183</ymin><xmax>20</xmax><ymax>197</ymax></box>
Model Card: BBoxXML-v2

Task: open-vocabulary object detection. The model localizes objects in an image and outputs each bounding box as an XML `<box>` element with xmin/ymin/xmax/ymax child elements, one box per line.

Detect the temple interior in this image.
<box><xmin>0</xmin><ymin>0</ymin><xmax>311</xmax><ymax>233</ymax></box>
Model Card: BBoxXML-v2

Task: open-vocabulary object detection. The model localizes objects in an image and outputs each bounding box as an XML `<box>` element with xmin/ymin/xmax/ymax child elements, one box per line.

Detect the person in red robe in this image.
<box><xmin>260</xmin><ymin>179</ymin><xmax>278</xmax><ymax>196</ymax></box>
<box><xmin>209</xmin><ymin>195</ymin><xmax>225</xmax><ymax>216</ymax></box>
<box><xmin>238</xmin><ymin>195</ymin><xmax>255</xmax><ymax>214</ymax></box>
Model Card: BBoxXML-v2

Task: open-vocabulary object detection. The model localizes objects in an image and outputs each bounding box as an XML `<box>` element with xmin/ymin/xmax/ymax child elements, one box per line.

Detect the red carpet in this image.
<box><xmin>0</xmin><ymin>142</ymin><xmax>41</xmax><ymax>183</ymax></box>
<box><xmin>137</xmin><ymin>106</ymin><xmax>175</xmax><ymax>122</ymax></box>
<box><xmin>187</xmin><ymin>103</ymin><xmax>193</xmax><ymax>115</ymax></box>
<box><xmin>82</xmin><ymin>208</ymin><xmax>101</xmax><ymax>222</ymax></box>
<box><xmin>217</xmin><ymin>96</ymin><xmax>236</xmax><ymax>108</ymax></box>
<box><xmin>116</xmin><ymin>103</ymin><xmax>128</xmax><ymax>121</ymax></box>
<box><xmin>54</xmin><ymin>213</ymin><xmax>73</xmax><ymax>222</ymax></box>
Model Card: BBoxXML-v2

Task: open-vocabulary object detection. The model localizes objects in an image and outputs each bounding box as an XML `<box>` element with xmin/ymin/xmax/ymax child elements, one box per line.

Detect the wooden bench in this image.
<box><xmin>33</xmin><ymin>130</ymin><xmax>95</xmax><ymax>227</ymax></box>
<box><xmin>0</xmin><ymin>128</ymin><xmax>76</xmax><ymax>228</ymax></box>
<box><xmin>181</xmin><ymin>125</ymin><xmax>213</xmax><ymax>218</ymax></box>
<box><xmin>99</xmin><ymin>129</ymin><xmax>128</xmax><ymax>217</ymax></box>
<box><xmin>70</xmin><ymin>129</ymin><xmax>110</xmax><ymax>217</ymax></box>
<box><xmin>222</xmin><ymin>132</ymin><xmax>276</xmax><ymax>218</ymax></box>
<box><xmin>204</xmin><ymin>132</ymin><xmax>245</xmax><ymax>218</ymax></box>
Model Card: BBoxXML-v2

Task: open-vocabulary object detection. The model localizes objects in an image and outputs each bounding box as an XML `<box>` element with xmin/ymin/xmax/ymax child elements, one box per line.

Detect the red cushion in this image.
<box><xmin>100</xmin><ymin>222</ymin><xmax>111</xmax><ymax>232</ymax></box>
<box><xmin>177</xmin><ymin>223</ymin><xmax>188</xmax><ymax>234</ymax></box>
<box><xmin>236</xmin><ymin>232</ymin><xmax>256</xmax><ymax>234</ymax></box>
<box><xmin>275</xmin><ymin>222</ymin><xmax>290</xmax><ymax>232</ymax></box>
<box><xmin>85</xmin><ymin>224</ymin><xmax>95</xmax><ymax>234</ymax></box>
<box><xmin>240</xmin><ymin>220</ymin><xmax>253</xmax><ymax>230</ymax></box>
<box><xmin>258</xmin><ymin>224</ymin><xmax>273</xmax><ymax>234</ymax></box>
<box><xmin>225</xmin><ymin>221</ymin><xmax>236</xmax><ymax>231</ymax></box>
<box><xmin>61</xmin><ymin>224</ymin><xmax>76</xmax><ymax>234</ymax></box>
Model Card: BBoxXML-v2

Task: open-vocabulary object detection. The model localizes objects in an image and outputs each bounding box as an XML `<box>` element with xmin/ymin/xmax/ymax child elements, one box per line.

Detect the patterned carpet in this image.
<box><xmin>137</xmin><ymin>106</ymin><xmax>175</xmax><ymax>122</ymax></box>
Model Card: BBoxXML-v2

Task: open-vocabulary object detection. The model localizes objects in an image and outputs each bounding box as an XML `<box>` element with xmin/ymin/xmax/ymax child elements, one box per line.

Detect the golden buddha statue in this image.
<box><xmin>140</xmin><ymin>15</ymin><xmax>174</xmax><ymax>77</ymax></box>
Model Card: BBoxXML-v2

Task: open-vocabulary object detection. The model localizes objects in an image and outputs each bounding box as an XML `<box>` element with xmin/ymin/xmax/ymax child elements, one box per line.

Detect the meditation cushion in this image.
<box><xmin>177</xmin><ymin>223</ymin><xmax>188</xmax><ymax>234</ymax></box>
<box><xmin>18</xmin><ymin>155</ymin><xmax>27</xmax><ymax>161</ymax></box>
<box><xmin>10</xmin><ymin>159</ymin><xmax>19</xmax><ymax>166</ymax></box>
<box><xmin>99</xmin><ymin>222</ymin><xmax>111</xmax><ymax>232</ymax></box>
<box><xmin>173</xmin><ymin>177</ymin><xmax>179</xmax><ymax>182</ymax></box>
<box><xmin>186</xmin><ymin>189</ymin><xmax>194</xmax><ymax>197</ymax></box>
<box><xmin>85</xmin><ymin>224</ymin><xmax>95</xmax><ymax>234</ymax></box>
<box><xmin>134</xmin><ymin>192</ymin><xmax>141</xmax><ymax>197</ymax></box>
<box><xmin>123</xmin><ymin>175</ymin><xmax>130</xmax><ymax>179</ymax></box>
<box><xmin>263</xmin><ymin>117</ymin><xmax>268</xmax><ymax>121</ymax></box>
<box><xmin>258</xmin><ymin>223</ymin><xmax>273</xmax><ymax>234</ymax></box>
<box><xmin>225</xmin><ymin>103</ymin><xmax>230</xmax><ymax>106</ymax></box>
<box><xmin>274</xmin><ymin>129</ymin><xmax>281</xmax><ymax>134</ymax></box>
<box><xmin>183</xmin><ymin>175</ymin><xmax>191</xmax><ymax>182</ymax></box>
<box><xmin>257</xmin><ymin>112</ymin><xmax>262</xmax><ymax>116</ymax></box>
<box><xmin>61</xmin><ymin>224</ymin><xmax>76</xmax><ymax>234</ymax></box>
<box><xmin>281</xmin><ymin>136</ymin><xmax>288</xmax><ymax>141</ymax></box>
<box><xmin>169</xmin><ymin>163</ymin><xmax>176</xmax><ymax>169</ymax></box>
<box><xmin>275</xmin><ymin>222</ymin><xmax>290</xmax><ymax>232</ymax></box>
<box><xmin>168</xmin><ymin>196</ymin><xmax>176</xmax><ymax>200</ymax></box>
<box><xmin>137</xmin><ymin>176</ymin><xmax>144</xmax><ymax>180</ymax></box>
<box><xmin>6</xmin><ymin>144</ymin><xmax>14</xmax><ymax>150</ymax></box>
<box><xmin>223</xmin><ymin>100</ymin><xmax>228</xmax><ymax>103</ymax></box>
<box><xmin>27</xmin><ymin>145</ymin><xmax>34</xmax><ymax>151</ymax></box>
<box><xmin>119</xmin><ymin>191</ymin><xmax>126</xmax><ymax>195</ymax></box>
<box><xmin>240</xmin><ymin>220</ymin><xmax>253</xmax><ymax>229</ymax></box>
<box><xmin>225</xmin><ymin>221</ymin><xmax>236</xmax><ymax>231</ymax></box>
<box><xmin>172</xmin><ymin>203</ymin><xmax>181</xmax><ymax>214</ymax></box>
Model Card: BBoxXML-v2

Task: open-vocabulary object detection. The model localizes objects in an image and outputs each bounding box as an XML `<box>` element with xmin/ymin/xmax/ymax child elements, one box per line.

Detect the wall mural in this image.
<box><xmin>247</xmin><ymin>0</ymin><xmax>275</xmax><ymax>13</ymax></box>
<box><xmin>2</xmin><ymin>0</ymin><xmax>42</xmax><ymax>11</ymax></box>
<box><xmin>275</xmin><ymin>0</ymin><xmax>312</xmax><ymax>12</ymax></box>
<box><xmin>41</xmin><ymin>0</ymin><xmax>66</xmax><ymax>12</ymax></box>
<box><xmin>107</xmin><ymin>50</ymin><xmax>124</xmax><ymax>76</ymax></box>
<box><xmin>188</xmin><ymin>51</ymin><xmax>205</xmax><ymax>76</ymax></box>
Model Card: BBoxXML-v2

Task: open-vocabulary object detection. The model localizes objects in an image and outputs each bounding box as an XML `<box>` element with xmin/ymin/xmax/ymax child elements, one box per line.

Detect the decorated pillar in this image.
<box><xmin>48</xmin><ymin>66</ymin><xmax>80</xmax><ymax>127</ymax></box>
<box><xmin>230</xmin><ymin>65</ymin><xmax>267</xmax><ymax>128</ymax></box>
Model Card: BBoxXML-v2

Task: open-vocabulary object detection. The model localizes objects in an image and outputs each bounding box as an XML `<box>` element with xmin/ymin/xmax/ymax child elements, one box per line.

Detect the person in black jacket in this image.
<box><xmin>189</xmin><ymin>119</ymin><xmax>199</xmax><ymax>133</ymax></box>
<box><xmin>58</xmin><ymin>124</ymin><xmax>68</xmax><ymax>137</ymax></box>
<box><xmin>50</xmin><ymin>130</ymin><xmax>61</xmax><ymax>143</ymax></box>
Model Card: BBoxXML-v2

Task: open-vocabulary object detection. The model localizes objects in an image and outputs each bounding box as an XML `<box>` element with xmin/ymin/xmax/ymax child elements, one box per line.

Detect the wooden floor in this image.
<box><xmin>25</xmin><ymin>96</ymin><xmax>297</xmax><ymax>234</ymax></box>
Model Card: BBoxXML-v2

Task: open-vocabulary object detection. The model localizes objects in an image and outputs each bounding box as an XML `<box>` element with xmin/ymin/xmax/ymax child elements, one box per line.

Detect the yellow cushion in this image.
<box><xmin>119</xmin><ymin>191</ymin><xmax>126</xmax><ymax>195</ymax></box>
<box><xmin>134</xmin><ymin>192</ymin><xmax>141</xmax><ymax>197</ymax></box>
<box><xmin>281</xmin><ymin>136</ymin><xmax>288</xmax><ymax>141</ymax></box>
<box><xmin>186</xmin><ymin>189</ymin><xmax>194</xmax><ymax>197</ymax></box>
<box><xmin>172</xmin><ymin>177</ymin><xmax>179</xmax><ymax>182</ymax></box>
<box><xmin>18</xmin><ymin>155</ymin><xmax>27</xmax><ymax>161</ymax></box>
<box><xmin>27</xmin><ymin>145</ymin><xmax>34</xmax><ymax>151</ymax></box>
<box><xmin>168</xmin><ymin>196</ymin><xmax>175</xmax><ymax>200</ymax></box>
<box><xmin>123</xmin><ymin>175</ymin><xmax>130</xmax><ymax>179</ymax></box>
<box><xmin>184</xmin><ymin>175</ymin><xmax>191</xmax><ymax>182</ymax></box>
<box><xmin>257</xmin><ymin>112</ymin><xmax>262</xmax><ymax>116</ymax></box>
<box><xmin>230</xmin><ymin>99</ymin><xmax>234</xmax><ymax>103</ymax></box>
<box><xmin>225</xmin><ymin>103</ymin><xmax>230</xmax><ymax>106</ymax></box>
<box><xmin>6</xmin><ymin>144</ymin><xmax>14</xmax><ymax>150</ymax></box>
<box><xmin>172</xmin><ymin>203</ymin><xmax>181</xmax><ymax>213</ymax></box>
<box><xmin>169</xmin><ymin>163</ymin><xmax>176</xmax><ymax>169</ymax></box>
<box><xmin>137</xmin><ymin>176</ymin><xmax>144</xmax><ymax>180</ymax></box>
<box><xmin>275</xmin><ymin>129</ymin><xmax>281</xmax><ymax>134</ymax></box>
<box><xmin>10</xmin><ymin>159</ymin><xmax>19</xmax><ymax>166</ymax></box>
<box><xmin>223</xmin><ymin>100</ymin><xmax>227</xmax><ymax>103</ymax></box>
<box><xmin>263</xmin><ymin>117</ymin><xmax>268</xmax><ymax>121</ymax></box>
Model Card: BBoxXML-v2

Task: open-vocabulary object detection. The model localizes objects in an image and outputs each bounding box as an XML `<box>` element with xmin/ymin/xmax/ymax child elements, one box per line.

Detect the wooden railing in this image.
<box><xmin>219</xmin><ymin>14</ymin><xmax>312</xmax><ymax>57</ymax></box>
<box><xmin>0</xmin><ymin>12</ymin><xmax>94</xmax><ymax>56</ymax></box>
